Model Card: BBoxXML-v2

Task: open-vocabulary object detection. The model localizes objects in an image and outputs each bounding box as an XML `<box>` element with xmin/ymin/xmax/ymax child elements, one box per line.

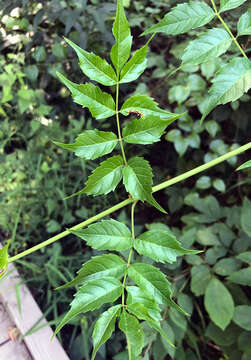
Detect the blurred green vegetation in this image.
<box><xmin>0</xmin><ymin>0</ymin><xmax>251</xmax><ymax>359</ymax></box>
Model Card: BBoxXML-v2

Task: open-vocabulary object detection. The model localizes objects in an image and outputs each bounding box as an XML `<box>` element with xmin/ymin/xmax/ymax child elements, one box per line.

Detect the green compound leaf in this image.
<box><xmin>142</xmin><ymin>1</ymin><xmax>214</xmax><ymax>36</ymax></box>
<box><xmin>120</xmin><ymin>45</ymin><xmax>148</xmax><ymax>84</ymax></box>
<box><xmin>182</xmin><ymin>28</ymin><xmax>232</xmax><ymax>66</ymax></box>
<box><xmin>219</xmin><ymin>0</ymin><xmax>247</xmax><ymax>13</ymax></box>
<box><xmin>0</xmin><ymin>242</ymin><xmax>9</xmax><ymax>278</ymax></box>
<box><xmin>126</xmin><ymin>286</ymin><xmax>161</xmax><ymax>321</ymax></box>
<box><xmin>236</xmin><ymin>160</ymin><xmax>251</xmax><ymax>171</ymax></box>
<box><xmin>64</xmin><ymin>38</ymin><xmax>117</xmax><ymax>86</ymax></box>
<box><xmin>78</xmin><ymin>155</ymin><xmax>124</xmax><ymax>196</ymax></box>
<box><xmin>122</xmin><ymin>116</ymin><xmax>169</xmax><ymax>145</ymax></box>
<box><xmin>54</xmin><ymin>277</ymin><xmax>122</xmax><ymax>335</ymax></box>
<box><xmin>54</xmin><ymin>130</ymin><xmax>118</xmax><ymax>160</ymax></box>
<box><xmin>120</xmin><ymin>94</ymin><xmax>182</xmax><ymax>121</ymax></box>
<box><xmin>57</xmin><ymin>254</ymin><xmax>126</xmax><ymax>290</ymax></box>
<box><xmin>91</xmin><ymin>305</ymin><xmax>121</xmax><ymax>360</ymax></box>
<box><xmin>204</xmin><ymin>278</ymin><xmax>234</xmax><ymax>331</ymax></box>
<box><xmin>70</xmin><ymin>219</ymin><xmax>133</xmax><ymax>251</ymax></box>
<box><xmin>127</xmin><ymin>302</ymin><xmax>175</xmax><ymax>348</ymax></box>
<box><xmin>118</xmin><ymin>310</ymin><xmax>144</xmax><ymax>360</ymax></box>
<box><xmin>122</xmin><ymin>156</ymin><xmax>166</xmax><ymax>213</ymax></box>
<box><xmin>110</xmin><ymin>0</ymin><xmax>132</xmax><ymax>73</ymax></box>
<box><xmin>134</xmin><ymin>229</ymin><xmax>200</xmax><ymax>263</ymax></box>
<box><xmin>128</xmin><ymin>263</ymin><xmax>186</xmax><ymax>314</ymax></box>
<box><xmin>56</xmin><ymin>72</ymin><xmax>116</xmax><ymax>120</ymax></box>
<box><xmin>227</xmin><ymin>267</ymin><xmax>251</xmax><ymax>286</ymax></box>
<box><xmin>237</xmin><ymin>10</ymin><xmax>251</xmax><ymax>36</ymax></box>
<box><xmin>201</xmin><ymin>58</ymin><xmax>251</xmax><ymax>122</ymax></box>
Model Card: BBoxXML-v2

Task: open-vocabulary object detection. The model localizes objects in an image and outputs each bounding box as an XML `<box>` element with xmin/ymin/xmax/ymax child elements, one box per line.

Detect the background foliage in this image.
<box><xmin>0</xmin><ymin>0</ymin><xmax>251</xmax><ymax>359</ymax></box>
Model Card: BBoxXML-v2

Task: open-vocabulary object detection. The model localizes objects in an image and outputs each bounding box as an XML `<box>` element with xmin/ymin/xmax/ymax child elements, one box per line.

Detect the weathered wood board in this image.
<box><xmin>0</xmin><ymin>303</ymin><xmax>32</xmax><ymax>360</ymax></box>
<box><xmin>0</xmin><ymin>250</ymin><xmax>70</xmax><ymax>360</ymax></box>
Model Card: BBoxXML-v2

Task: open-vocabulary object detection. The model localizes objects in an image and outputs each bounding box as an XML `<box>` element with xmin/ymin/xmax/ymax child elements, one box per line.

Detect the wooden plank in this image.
<box><xmin>0</xmin><ymin>250</ymin><xmax>70</xmax><ymax>360</ymax></box>
<box><xmin>0</xmin><ymin>303</ymin><xmax>32</xmax><ymax>360</ymax></box>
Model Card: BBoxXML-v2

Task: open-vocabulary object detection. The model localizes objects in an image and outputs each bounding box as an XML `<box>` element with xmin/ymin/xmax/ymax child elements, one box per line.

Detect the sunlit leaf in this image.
<box><xmin>57</xmin><ymin>72</ymin><xmax>116</xmax><ymax>120</ymax></box>
<box><xmin>143</xmin><ymin>1</ymin><xmax>214</xmax><ymax>35</ymax></box>
<box><xmin>122</xmin><ymin>116</ymin><xmax>168</xmax><ymax>145</ymax></box>
<box><xmin>54</xmin><ymin>130</ymin><xmax>118</xmax><ymax>160</ymax></box>
<box><xmin>123</xmin><ymin>156</ymin><xmax>166</xmax><ymax>213</ymax></box>
<box><xmin>54</xmin><ymin>277</ymin><xmax>122</xmax><ymax>335</ymax></box>
<box><xmin>70</xmin><ymin>219</ymin><xmax>133</xmax><ymax>251</ymax></box>
<box><xmin>118</xmin><ymin>310</ymin><xmax>144</xmax><ymax>360</ymax></box>
<box><xmin>57</xmin><ymin>254</ymin><xmax>126</xmax><ymax>289</ymax></box>
<box><xmin>76</xmin><ymin>155</ymin><xmax>124</xmax><ymax>196</ymax></box>
<box><xmin>91</xmin><ymin>305</ymin><xmax>121</xmax><ymax>360</ymax></box>
<box><xmin>236</xmin><ymin>160</ymin><xmax>251</xmax><ymax>171</ymax></box>
<box><xmin>182</xmin><ymin>28</ymin><xmax>232</xmax><ymax>65</ymax></box>
<box><xmin>128</xmin><ymin>263</ymin><xmax>186</xmax><ymax>314</ymax></box>
<box><xmin>65</xmin><ymin>38</ymin><xmax>117</xmax><ymax>86</ymax></box>
<box><xmin>219</xmin><ymin>0</ymin><xmax>247</xmax><ymax>13</ymax></box>
<box><xmin>110</xmin><ymin>0</ymin><xmax>132</xmax><ymax>72</ymax></box>
<box><xmin>120</xmin><ymin>45</ymin><xmax>148</xmax><ymax>83</ymax></box>
<box><xmin>237</xmin><ymin>10</ymin><xmax>251</xmax><ymax>36</ymax></box>
<box><xmin>127</xmin><ymin>302</ymin><xmax>175</xmax><ymax>347</ymax></box>
<box><xmin>201</xmin><ymin>58</ymin><xmax>251</xmax><ymax>122</ymax></box>
<box><xmin>134</xmin><ymin>229</ymin><xmax>200</xmax><ymax>263</ymax></box>
<box><xmin>121</xmin><ymin>94</ymin><xmax>182</xmax><ymax>121</ymax></box>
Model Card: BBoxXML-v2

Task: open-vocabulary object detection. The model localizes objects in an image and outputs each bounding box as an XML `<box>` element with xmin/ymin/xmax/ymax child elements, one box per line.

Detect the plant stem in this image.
<box><xmin>116</xmin><ymin>80</ymin><xmax>127</xmax><ymax>165</ymax></box>
<box><xmin>8</xmin><ymin>142</ymin><xmax>251</xmax><ymax>263</ymax></box>
<box><xmin>210</xmin><ymin>0</ymin><xmax>248</xmax><ymax>59</ymax></box>
<box><xmin>121</xmin><ymin>201</ymin><xmax>137</xmax><ymax>307</ymax></box>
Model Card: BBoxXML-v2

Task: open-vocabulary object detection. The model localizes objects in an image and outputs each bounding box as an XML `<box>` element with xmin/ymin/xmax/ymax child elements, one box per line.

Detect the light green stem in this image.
<box><xmin>8</xmin><ymin>142</ymin><xmax>251</xmax><ymax>263</ymax></box>
<box><xmin>210</xmin><ymin>0</ymin><xmax>248</xmax><ymax>59</ymax></box>
<box><xmin>116</xmin><ymin>80</ymin><xmax>127</xmax><ymax>165</ymax></box>
<box><xmin>121</xmin><ymin>201</ymin><xmax>137</xmax><ymax>307</ymax></box>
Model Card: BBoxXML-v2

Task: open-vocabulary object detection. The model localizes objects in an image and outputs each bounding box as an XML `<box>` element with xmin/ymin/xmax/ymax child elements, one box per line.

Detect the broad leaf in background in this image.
<box><xmin>236</xmin><ymin>160</ymin><xmax>251</xmax><ymax>170</ymax></box>
<box><xmin>142</xmin><ymin>1</ymin><xmax>215</xmax><ymax>35</ymax></box>
<box><xmin>227</xmin><ymin>268</ymin><xmax>251</xmax><ymax>286</ymax></box>
<box><xmin>122</xmin><ymin>156</ymin><xmax>166</xmax><ymax>213</ymax></box>
<box><xmin>110</xmin><ymin>0</ymin><xmax>132</xmax><ymax>73</ymax></box>
<box><xmin>122</xmin><ymin>116</ymin><xmax>168</xmax><ymax>145</ymax></box>
<box><xmin>120</xmin><ymin>45</ymin><xmax>148</xmax><ymax>83</ymax></box>
<box><xmin>120</xmin><ymin>94</ymin><xmax>182</xmax><ymax>121</ymax></box>
<box><xmin>233</xmin><ymin>306</ymin><xmax>251</xmax><ymax>330</ymax></box>
<box><xmin>54</xmin><ymin>130</ymin><xmax>118</xmax><ymax>160</ymax></box>
<box><xmin>191</xmin><ymin>265</ymin><xmax>212</xmax><ymax>296</ymax></box>
<box><xmin>126</xmin><ymin>286</ymin><xmax>161</xmax><ymax>321</ymax></box>
<box><xmin>54</xmin><ymin>277</ymin><xmax>122</xmax><ymax>335</ymax></box>
<box><xmin>219</xmin><ymin>0</ymin><xmax>247</xmax><ymax>13</ymax></box>
<box><xmin>236</xmin><ymin>252</ymin><xmax>251</xmax><ymax>264</ymax></box>
<box><xmin>241</xmin><ymin>197</ymin><xmax>251</xmax><ymax>237</ymax></box>
<box><xmin>80</xmin><ymin>155</ymin><xmax>124</xmax><ymax>196</ymax></box>
<box><xmin>57</xmin><ymin>254</ymin><xmax>126</xmax><ymax>289</ymax></box>
<box><xmin>134</xmin><ymin>229</ymin><xmax>199</xmax><ymax>263</ymax></box>
<box><xmin>204</xmin><ymin>278</ymin><xmax>234</xmax><ymax>330</ymax></box>
<box><xmin>70</xmin><ymin>219</ymin><xmax>133</xmax><ymax>251</ymax></box>
<box><xmin>128</xmin><ymin>263</ymin><xmax>186</xmax><ymax>314</ymax></box>
<box><xmin>56</xmin><ymin>73</ymin><xmax>116</xmax><ymax>120</ymax></box>
<box><xmin>118</xmin><ymin>310</ymin><xmax>144</xmax><ymax>360</ymax></box>
<box><xmin>182</xmin><ymin>28</ymin><xmax>232</xmax><ymax>65</ymax></box>
<box><xmin>0</xmin><ymin>242</ymin><xmax>9</xmax><ymax>278</ymax></box>
<box><xmin>237</xmin><ymin>10</ymin><xmax>251</xmax><ymax>36</ymax></box>
<box><xmin>201</xmin><ymin>58</ymin><xmax>251</xmax><ymax>121</ymax></box>
<box><xmin>64</xmin><ymin>38</ymin><xmax>117</xmax><ymax>86</ymax></box>
<box><xmin>91</xmin><ymin>305</ymin><xmax>121</xmax><ymax>360</ymax></box>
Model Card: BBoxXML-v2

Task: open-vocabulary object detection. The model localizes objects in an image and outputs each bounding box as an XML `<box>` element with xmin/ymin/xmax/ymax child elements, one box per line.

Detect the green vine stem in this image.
<box><xmin>121</xmin><ymin>201</ymin><xmax>137</xmax><ymax>307</ymax></box>
<box><xmin>210</xmin><ymin>0</ymin><xmax>248</xmax><ymax>59</ymax></box>
<box><xmin>8</xmin><ymin>141</ymin><xmax>251</xmax><ymax>263</ymax></box>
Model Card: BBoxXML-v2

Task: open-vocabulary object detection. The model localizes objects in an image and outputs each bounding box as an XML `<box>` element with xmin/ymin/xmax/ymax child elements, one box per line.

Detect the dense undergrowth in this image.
<box><xmin>0</xmin><ymin>0</ymin><xmax>251</xmax><ymax>359</ymax></box>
